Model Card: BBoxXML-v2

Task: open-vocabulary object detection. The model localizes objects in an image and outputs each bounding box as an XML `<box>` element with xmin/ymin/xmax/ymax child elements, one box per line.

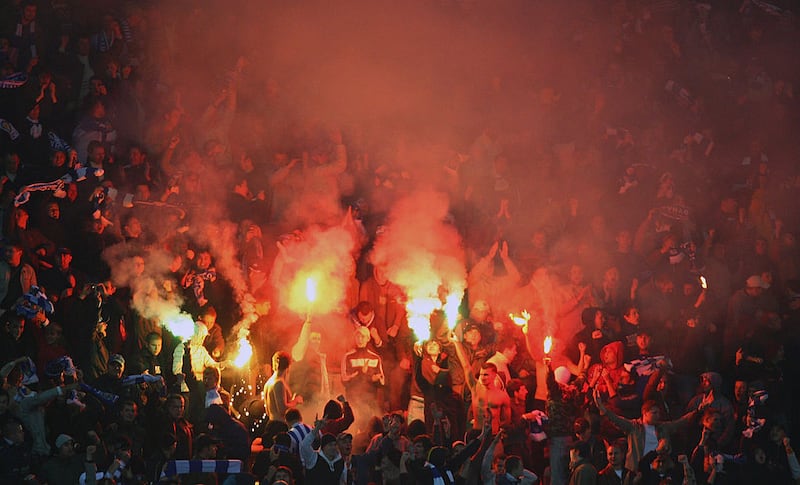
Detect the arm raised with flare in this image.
<box><xmin>449</xmin><ymin>332</ymin><xmax>472</xmax><ymax>387</ymax></box>
<box><xmin>291</xmin><ymin>318</ymin><xmax>312</xmax><ymax>363</ymax></box>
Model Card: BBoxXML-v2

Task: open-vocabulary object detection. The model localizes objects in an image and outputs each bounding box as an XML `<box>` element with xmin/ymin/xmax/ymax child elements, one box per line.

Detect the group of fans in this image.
<box><xmin>2</xmin><ymin>0</ymin><xmax>800</xmax><ymax>484</ymax></box>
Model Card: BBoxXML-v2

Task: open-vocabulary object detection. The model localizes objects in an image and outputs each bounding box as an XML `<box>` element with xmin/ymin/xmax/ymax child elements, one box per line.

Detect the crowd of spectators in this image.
<box><xmin>1</xmin><ymin>0</ymin><xmax>800</xmax><ymax>484</ymax></box>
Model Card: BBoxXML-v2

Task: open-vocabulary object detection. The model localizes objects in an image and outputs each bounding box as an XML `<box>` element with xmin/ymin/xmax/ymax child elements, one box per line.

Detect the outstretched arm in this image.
<box><xmin>291</xmin><ymin>319</ymin><xmax>312</xmax><ymax>363</ymax></box>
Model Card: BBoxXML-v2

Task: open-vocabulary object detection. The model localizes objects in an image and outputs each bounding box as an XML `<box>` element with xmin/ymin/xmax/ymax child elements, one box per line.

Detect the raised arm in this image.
<box><xmin>449</xmin><ymin>333</ymin><xmax>475</xmax><ymax>389</ymax></box>
<box><xmin>594</xmin><ymin>388</ymin><xmax>635</xmax><ymax>433</ymax></box>
<box><xmin>291</xmin><ymin>319</ymin><xmax>312</xmax><ymax>363</ymax></box>
<box><xmin>481</xmin><ymin>431</ymin><xmax>503</xmax><ymax>485</ymax></box>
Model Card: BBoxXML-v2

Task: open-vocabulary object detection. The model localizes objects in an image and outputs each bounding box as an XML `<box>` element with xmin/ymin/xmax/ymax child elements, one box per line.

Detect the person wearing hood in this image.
<box><xmin>172</xmin><ymin>321</ymin><xmax>218</xmax><ymax>391</ymax></box>
<box><xmin>204</xmin><ymin>403</ymin><xmax>249</xmax><ymax>462</ymax></box>
<box><xmin>301</xmin><ymin>417</ymin><xmax>347</xmax><ymax>484</ymax></box>
<box><xmin>685</xmin><ymin>371</ymin><xmax>735</xmax><ymax>449</ymax></box>
<box><xmin>569</xmin><ymin>307</ymin><xmax>613</xmax><ymax>364</ymax></box>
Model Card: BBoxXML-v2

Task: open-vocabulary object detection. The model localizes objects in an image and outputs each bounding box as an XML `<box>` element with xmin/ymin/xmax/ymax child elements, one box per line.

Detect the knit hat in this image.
<box><xmin>427</xmin><ymin>446</ymin><xmax>449</xmax><ymax>467</ymax></box>
<box><xmin>320</xmin><ymin>433</ymin><xmax>337</xmax><ymax>448</ymax></box>
<box><xmin>554</xmin><ymin>366</ymin><xmax>572</xmax><ymax>385</ymax></box>
<box><xmin>55</xmin><ymin>434</ymin><xmax>74</xmax><ymax>448</ymax></box>
<box><xmin>108</xmin><ymin>354</ymin><xmax>125</xmax><ymax>367</ymax></box>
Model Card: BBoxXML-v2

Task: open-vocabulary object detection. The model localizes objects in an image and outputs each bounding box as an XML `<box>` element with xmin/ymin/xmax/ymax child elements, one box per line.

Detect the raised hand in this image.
<box><xmin>488</xmin><ymin>241</ymin><xmax>499</xmax><ymax>259</ymax></box>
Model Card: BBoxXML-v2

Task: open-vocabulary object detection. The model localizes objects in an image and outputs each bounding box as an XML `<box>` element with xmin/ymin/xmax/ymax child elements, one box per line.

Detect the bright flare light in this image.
<box><xmin>232</xmin><ymin>337</ymin><xmax>253</xmax><ymax>368</ymax></box>
<box><xmin>306</xmin><ymin>277</ymin><xmax>317</xmax><ymax>303</ymax></box>
<box><xmin>163</xmin><ymin>313</ymin><xmax>195</xmax><ymax>341</ymax></box>
<box><xmin>443</xmin><ymin>291</ymin><xmax>463</xmax><ymax>330</ymax></box>
<box><xmin>406</xmin><ymin>297</ymin><xmax>440</xmax><ymax>342</ymax></box>
<box><xmin>699</xmin><ymin>275</ymin><xmax>707</xmax><ymax>289</ymax></box>
<box><xmin>544</xmin><ymin>336</ymin><xmax>553</xmax><ymax>355</ymax></box>
<box><xmin>509</xmin><ymin>310</ymin><xmax>531</xmax><ymax>327</ymax></box>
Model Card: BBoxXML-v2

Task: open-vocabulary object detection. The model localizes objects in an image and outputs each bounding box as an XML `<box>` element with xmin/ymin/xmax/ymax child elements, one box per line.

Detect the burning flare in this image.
<box><xmin>444</xmin><ymin>291</ymin><xmax>463</xmax><ymax>330</ymax></box>
<box><xmin>232</xmin><ymin>337</ymin><xmax>253</xmax><ymax>368</ymax></box>
<box><xmin>306</xmin><ymin>277</ymin><xmax>317</xmax><ymax>303</ymax></box>
<box><xmin>406</xmin><ymin>297</ymin><xmax>440</xmax><ymax>342</ymax></box>
<box><xmin>162</xmin><ymin>313</ymin><xmax>195</xmax><ymax>341</ymax></box>
<box><xmin>699</xmin><ymin>275</ymin><xmax>707</xmax><ymax>289</ymax></box>
<box><xmin>543</xmin><ymin>336</ymin><xmax>553</xmax><ymax>355</ymax></box>
<box><xmin>509</xmin><ymin>310</ymin><xmax>531</xmax><ymax>327</ymax></box>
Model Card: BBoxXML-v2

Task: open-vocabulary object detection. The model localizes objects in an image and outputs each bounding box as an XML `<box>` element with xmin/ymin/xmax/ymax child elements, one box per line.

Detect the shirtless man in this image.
<box><xmin>452</xmin><ymin>332</ymin><xmax>510</xmax><ymax>433</ymax></box>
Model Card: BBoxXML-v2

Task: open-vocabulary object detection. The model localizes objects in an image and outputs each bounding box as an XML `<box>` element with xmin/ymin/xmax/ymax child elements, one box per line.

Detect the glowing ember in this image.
<box><xmin>306</xmin><ymin>277</ymin><xmax>317</xmax><ymax>303</ymax></box>
<box><xmin>509</xmin><ymin>310</ymin><xmax>531</xmax><ymax>327</ymax></box>
<box><xmin>232</xmin><ymin>337</ymin><xmax>253</xmax><ymax>368</ymax></box>
<box><xmin>163</xmin><ymin>313</ymin><xmax>195</xmax><ymax>341</ymax></box>
<box><xmin>544</xmin><ymin>336</ymin><xmax>553</xmax><ymax>355</ymax></box>
<box><xmin>699</xmin><ymin>275</ymin><xmax>707</xmax><ymax>289</ymax></box>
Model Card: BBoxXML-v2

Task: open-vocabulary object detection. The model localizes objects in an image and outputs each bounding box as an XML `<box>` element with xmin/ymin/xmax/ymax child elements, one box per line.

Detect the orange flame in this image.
<box><xmin>699</xmin><ymin>275</ymin><xmax>707</xmax><ymax>289</ymax></box>
<box><xmin>544</xmin><ymin>336</ymin><xmax>553</xmax><ymax>355</ymax></box>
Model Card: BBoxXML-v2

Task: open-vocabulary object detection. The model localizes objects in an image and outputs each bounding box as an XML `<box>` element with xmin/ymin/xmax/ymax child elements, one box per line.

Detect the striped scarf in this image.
<box><xmin>425</xmin><ymin>462</ymin><xmax>454</xmax><ymax>485</ymax></box>
<box><xmin>0</xmin><ymin>72</ymin><xmax>27</xmax><ymax>89</ymax></box>
<box><xmin>14</xmin><ymin>167</ymin><xmax>104</xmax><ymax>207</ymax></box>
<box><xmin>1</xmin><ymin>119</ymin><xmax>20</xmax><ymax>139</ymax></box>
<box><xmin>288</xmin><ymin>422</ymin><xmax>313</xmax><ymax>456</ymax></box>
<box><xmin>162</xmin><ymin>460</ymin><xmax>243</xmax><ymax>477</ymax></box>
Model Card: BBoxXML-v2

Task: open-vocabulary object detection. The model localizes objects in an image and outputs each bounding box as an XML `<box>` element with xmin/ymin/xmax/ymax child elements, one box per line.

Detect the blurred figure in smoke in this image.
<box><xmin>349</xmin><ymin>301</ymin><xmax>387</xmax><ymax>352</ymax></box>
<box><xmin>290</xmin><ymin>319</ymin><xmax>330</xmax><ymax>411</ymax></box>
<box><xmin>198</xmin><ymin>306</ymin><xmax>224</xmax><ymax>361</ymax></box>
<box><xmin>341</xmin><ymin>327</ymin><xmax>385</xmax><ymax>411</ymax></box>
<box><xmin>468</xmin><ymin>240</ymin><xmax>522</xmax><ymax>317</ymax></box>
<box><xmin>455</xmin><ymin>299</ymin><xmax>495</xmax><ymax>346</ymax></box>
<box><xmin>556</xmin><ymin>263</ymin><xmax>595</xmax><ymax>342</ymax></box>
<box><xmin>359</xmin><ymin>263</ymin><xmax>406</xmax><ymax>332</ymax></box>
<box><xmin>239</xmin><ymin>220</ymin><xmax>264</xmax><ymax>281</ymax></box>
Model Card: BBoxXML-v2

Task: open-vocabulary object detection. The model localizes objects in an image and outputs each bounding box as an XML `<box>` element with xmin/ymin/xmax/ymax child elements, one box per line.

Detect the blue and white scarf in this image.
<box><xmin>425</xmin><ymin>462</ymin><xmax>454</xmax><ymax>485</ymax></box>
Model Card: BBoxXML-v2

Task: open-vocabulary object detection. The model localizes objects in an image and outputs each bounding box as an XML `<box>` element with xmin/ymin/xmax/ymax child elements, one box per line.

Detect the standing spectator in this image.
<box><xmin>568</xmin><ymin>440</ymin><xmax>598</xmax><ymax>485</ymax></box>
<box><xmin>597</xmin><ymin>441</ymin><xmax>630</xmax><ymax>485</ymax></box>
<box><xmin>263</xmin><ymin>351</ymin><xmax>302</xmax><ymax>422</ymax></box>
<box><xmin>341</xmin><ymin>327</ymin><xmax>385</xmax><ymax>406</ymax></box>
<box><xmin>594</xmin><ymin>390</ymin><xmax>703</xmax><ymax>474</ymax></box>
<box><xmin>285</xmin><ymin>407</ymin><xmax>312</xmax><ymax>460</ymax></box>
<box><xmin>39</xmin><ymin>433</ymin><xmax>84</xmax><ymax>485</ymax></box>
<box><xmin>300</xmin><ymin>418</ymin><xmax>346</xmax><ymax>485</ymax></box>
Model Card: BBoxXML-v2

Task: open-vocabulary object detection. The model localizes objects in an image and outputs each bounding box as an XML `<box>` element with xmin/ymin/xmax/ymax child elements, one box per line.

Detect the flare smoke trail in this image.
<box><xmin>370</xmin><ymin>189</ymin><xmax>466</xmax><ymax>340</ymax></box>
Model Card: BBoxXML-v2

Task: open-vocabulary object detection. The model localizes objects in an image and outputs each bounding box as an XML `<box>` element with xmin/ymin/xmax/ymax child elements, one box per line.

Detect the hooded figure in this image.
<box><xmin>569</xmin><ymin>307</ymin><xmax>612</xmax><ymax>363</ymax></box>
<box><xmin>587</xmin><ymin>341</ymin><xmax>625</xmax><ymax>396</ymax></box>
<box><xmin>204</xmin><ymin>404</ymin><xmax>250</xmax><ymax>461</ymax></box>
